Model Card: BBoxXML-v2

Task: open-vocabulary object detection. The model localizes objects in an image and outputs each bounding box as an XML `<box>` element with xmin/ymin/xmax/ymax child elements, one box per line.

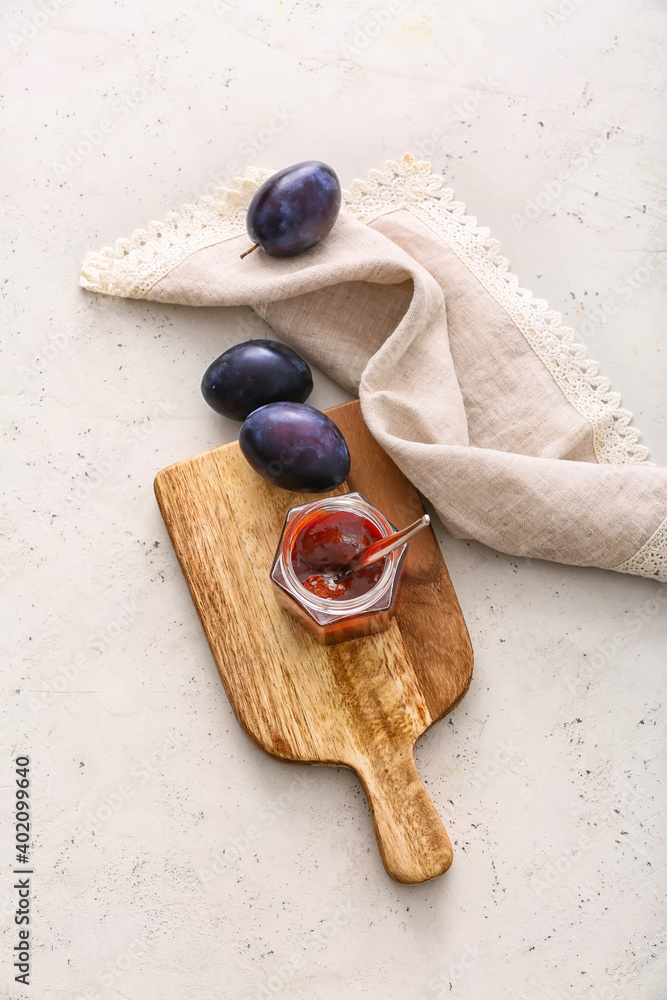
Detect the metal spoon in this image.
<box><xmin>337</xmin><ymin>514</ymin><xmax>430</xmax><ymax>579</ymax></box>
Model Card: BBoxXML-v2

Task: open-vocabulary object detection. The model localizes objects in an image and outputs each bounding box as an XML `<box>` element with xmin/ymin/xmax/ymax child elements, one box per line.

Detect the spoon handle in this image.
<box><xmin>347</xmin><ymin>515</ymin><xmax>430</xmax><ymax>573</ymax></box>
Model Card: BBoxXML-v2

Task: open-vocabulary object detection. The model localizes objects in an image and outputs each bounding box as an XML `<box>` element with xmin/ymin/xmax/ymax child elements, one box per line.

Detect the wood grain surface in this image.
<box><xmin>154</xmin><ymin>400</ymin><xmax>473</xmax><ymax>884</ymax></box>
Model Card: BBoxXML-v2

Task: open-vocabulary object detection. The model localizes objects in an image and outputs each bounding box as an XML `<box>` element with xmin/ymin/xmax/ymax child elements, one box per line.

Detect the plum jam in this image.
<box><xmin>291</xmin><ymin>509</ymin><xmax>386</xmax><ymax>600</ymax></box>
<box><xmin>270</xmin><ymin>492</ymin><xmax>407</xmax><ymax>646</ymax></box>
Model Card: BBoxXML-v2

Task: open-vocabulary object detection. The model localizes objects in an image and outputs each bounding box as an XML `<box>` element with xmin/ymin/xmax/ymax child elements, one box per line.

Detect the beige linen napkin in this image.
<box><xmin>80</xmin><ymin>154</ymin><xmax>667</xmax><ymax>582</ymax></box>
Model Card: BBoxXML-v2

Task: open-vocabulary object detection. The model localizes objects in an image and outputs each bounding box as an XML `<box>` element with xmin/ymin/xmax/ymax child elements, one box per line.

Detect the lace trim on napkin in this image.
<box><xmin>611</xmin><ymin>517</ymin><xmax>667</xmax><ymax>583</ymax></box>
<box><xmin>345</xmin><ymin>156</ymin><xmax>648</xmax><ymax>467</ymax></box>
<box><xmin>79</xmin><ymin>168</ymin><xmax>273</xmax><ymax>299</ymax></box>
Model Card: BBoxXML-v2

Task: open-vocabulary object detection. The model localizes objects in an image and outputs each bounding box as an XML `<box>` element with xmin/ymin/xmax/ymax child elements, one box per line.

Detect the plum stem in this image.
<box><xmin>239</xmin><ymin>243</ymin><xmax>260</xmax><ymax>259</ymax></box>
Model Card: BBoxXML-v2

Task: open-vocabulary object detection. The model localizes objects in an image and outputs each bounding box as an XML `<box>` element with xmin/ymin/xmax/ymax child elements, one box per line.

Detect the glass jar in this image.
<box><xmin>270</xmin><ymin>492</ymin><xmax>407</xmax><ymax>645</ymax></box>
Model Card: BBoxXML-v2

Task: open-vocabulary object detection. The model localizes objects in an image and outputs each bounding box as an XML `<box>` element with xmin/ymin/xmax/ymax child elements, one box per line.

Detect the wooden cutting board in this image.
<box><xmin>154</xmin><ymin>400</ymin><xmax>473</xmax><ymax>884</ymax></box>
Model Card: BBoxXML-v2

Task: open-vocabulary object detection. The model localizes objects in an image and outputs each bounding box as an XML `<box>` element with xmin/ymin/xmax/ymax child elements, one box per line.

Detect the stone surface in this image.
<box><xmin>1</xmin><ymin>1</ymin><xmax>665</xmax><ymax>998</ymax></box>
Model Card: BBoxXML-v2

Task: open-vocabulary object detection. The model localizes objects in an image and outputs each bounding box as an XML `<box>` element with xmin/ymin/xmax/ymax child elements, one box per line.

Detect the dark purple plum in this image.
<box><xmin>239</xmin><ymin>401</ymin><xmax>350</xmax><ymax>493</ymax></box>
<box><xmin>201</xmin><ymin>340</ymin><xmax>313</xmax><ymax>421</ymax></box>
<box><xmin>244</xmin><ymin>161</ymin><xmax>341</xmax><ymax>259</ymax></box>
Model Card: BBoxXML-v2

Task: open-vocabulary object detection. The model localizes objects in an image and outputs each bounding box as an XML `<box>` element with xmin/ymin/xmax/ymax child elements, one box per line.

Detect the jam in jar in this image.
<box><xmin>270</xmin><ymin>492</ymin><xmax>407</xmax><ymax>645</ymax></box>
<box><xmin>291</xmin><ymin>508</ymin><xmax>386</xmax><ymax>600</ymax></box>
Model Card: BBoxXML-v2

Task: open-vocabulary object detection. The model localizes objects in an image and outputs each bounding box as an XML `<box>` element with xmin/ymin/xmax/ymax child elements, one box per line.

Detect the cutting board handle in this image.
<box><xmin>355</xmin><ymin>744</ymin><xmax>453</xmax><ymax>885</ymax></box>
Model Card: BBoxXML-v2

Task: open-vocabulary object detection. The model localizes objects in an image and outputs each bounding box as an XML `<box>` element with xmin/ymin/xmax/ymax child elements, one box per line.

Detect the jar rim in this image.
<box><xmin>279</xmin><ymin>494</ymin><xmax>402</xmax><ymax>613</ymax></box>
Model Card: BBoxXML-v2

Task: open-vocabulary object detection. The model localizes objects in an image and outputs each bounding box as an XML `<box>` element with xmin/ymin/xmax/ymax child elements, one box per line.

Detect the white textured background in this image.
<box><xmin>1</xmin><ymin>1</ymin><xmax>666</xmax><ymax>998</ymax></box>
